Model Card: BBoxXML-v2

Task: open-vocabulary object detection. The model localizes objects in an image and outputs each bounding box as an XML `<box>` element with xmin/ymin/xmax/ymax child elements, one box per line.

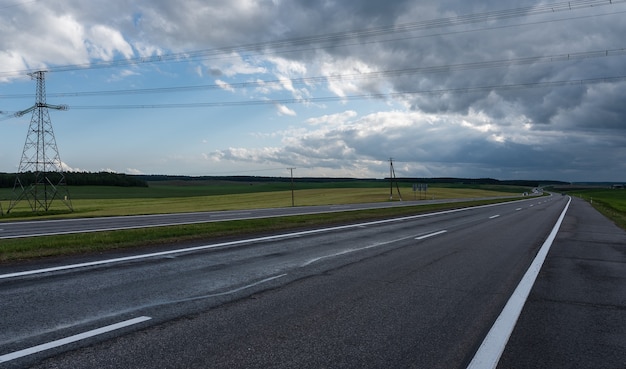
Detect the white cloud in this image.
<box><xmin>267</xmin><ymin>56</ymin><xmax>307</xmax><ymax>76</ymax></box>
<box><xmin>216</xmin><ymin>79</ymin><xmax>235</xmax><ymax>92</ymax></box>
<box><xmin>255</xmin><ymin>79</ymin><xmax>283</xmax><ymax>94</ymax></box>
<box><xmin>1</xmin><ymin>0</ymin><xmax>625</xmax><ymax>181</ymax></box>
<box><xmin>211</xmin><ymin>106</ymin><xmax>609</xmax><ymax>179</ymax></box>
<box><xmin>87</xmin><ymin>25</ymin><xmax>134</xmax><ymax>61</ymax></box>
<box><xmin>107</xmin><ymin>69</ymin><xmax>140</xmax><ymax>82</ymax></box>
<box><xmin>0</xmin><ymin>52</ymin><xmax>28</xmax><ymax>81</ymax></box>
<box><xmin>61</xmin><ymin>161</ymin><xmax>80</xmax><ymax>172</ymax></box>
<box><xmin>207</xmin><ymin>53</ymin><xmax>267</xmax><ymax>77</ymax></box>
<box><xmin>126</xmin><ymin>168</ymin><xmax>143</xmax><ymax>174</ymax></box>
<box><xmin>306</xmin><ymin>110</ymin><xmax>357</xmax><ymax>126</ymax></box>
<box><xmin>275</xmin><ymin>104</ymin><xmax>296</xmax><ymax>116</ymax></box>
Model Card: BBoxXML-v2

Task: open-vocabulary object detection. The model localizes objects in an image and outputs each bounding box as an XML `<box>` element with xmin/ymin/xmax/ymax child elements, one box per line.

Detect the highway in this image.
<box><xmin>0</xmin><ymin>197</ymin><xmax>511</xmax><ymax>239</ymax></box>
<box><xmin>1</xmin><ymin>195</ymin><xmax>624</xmax><ymax>368</ymax></box>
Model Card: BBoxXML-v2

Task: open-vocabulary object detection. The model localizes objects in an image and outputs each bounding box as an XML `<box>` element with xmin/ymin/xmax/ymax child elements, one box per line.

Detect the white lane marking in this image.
<box><xmin>0</xmin><ymin>316</ymin><xmax>152</xmax><ymax>363</ymax></box>
<box><xmin>302</xmin><ymin>234</ymin><xmax>418</xmax><ymax>267</ymax></box>
<box><xmin>466</xmin><ymin>197</ymin><xmax>571</xmax><ymax>369</ymax></box>
<box><xmin>415</xmin><ymin>230</ymin><xmax>448</xmax><ymax>240</ymax></box>
<box><xmin>515</xmin><ymin>208</ymin><xmax>522</xmax><ymax>211</ymax></box>
<box><xmin>0</xmin><ymin>200</ymin><xmax>529</xmax><ymax>280</ymax></box>
<box><xmin>489</xmin><ymin>215</ymin><xmax>500</xmax><ymax>219</ymax></box>
<box><xmin>0</xmin><ymin>197</ymin><xmax>535</xmax><ymax>239</ymax></box>
<box><xmin>209</xmin><ymin>212</ymin><xmax>252</xmax><ymax>218</ymax></box>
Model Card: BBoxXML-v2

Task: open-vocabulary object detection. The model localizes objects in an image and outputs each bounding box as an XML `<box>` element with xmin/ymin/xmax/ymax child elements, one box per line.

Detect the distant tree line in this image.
<box><xmin>393</xmin><ymin>177</ymin><xmax>569</xmax><ymax>187</ymax></box>
<box><xmin>137</xmin><ymin>174</ymin><xmax>376</xmax><ymax>184</ymax></box>
<box><xmin>139</xmin><ymin>175</ymin><xmax>569</xmax><ymax>187</ymax></box>
<box><xmin>0</xmin><ymin>172</ymin><xmax>568</xmax><ymax>188</ymax></box>
<box><xmin>0</xmin><ymin>172</ymin><xmax>148</xmax><ymax>188</ymax></box>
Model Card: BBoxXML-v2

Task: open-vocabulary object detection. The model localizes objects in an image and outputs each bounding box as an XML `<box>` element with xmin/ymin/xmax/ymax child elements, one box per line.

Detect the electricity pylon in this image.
<box><xmin>8</xmin><ymin>71</ymin><xmax>73</xmax><ymax>213</ymax></box>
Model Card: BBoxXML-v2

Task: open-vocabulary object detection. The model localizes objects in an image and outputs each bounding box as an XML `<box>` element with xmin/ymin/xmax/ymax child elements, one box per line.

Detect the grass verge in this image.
<box><xmin>0</xmin><ymin>198</ymin><xmax>520</xmax><ymax>262</ymax></box>
<box><xmin>570</xmin><ymin>189</ymin><xmax>626</xmax><ymax>230</ymax></box>
<box><xmin>0</xmin><ymin>186</ymin><xmax>525</xmax><ymax>220</ymax></box>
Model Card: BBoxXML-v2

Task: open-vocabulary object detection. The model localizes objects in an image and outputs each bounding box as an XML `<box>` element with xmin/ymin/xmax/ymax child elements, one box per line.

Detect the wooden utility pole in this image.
<box><xmin>389</xmin><ymin>158</ymin><xmax>393</xmax><ymax>200</ymax></box>
<box><xmin>288</xmin><ymin>167</ymin><xmax>296</xmax><ymax>207</ymax></box>
<box><xmin>389</xmin><ymin>158</ymin><xmax>403</xmax><ymax>201</ymax></box>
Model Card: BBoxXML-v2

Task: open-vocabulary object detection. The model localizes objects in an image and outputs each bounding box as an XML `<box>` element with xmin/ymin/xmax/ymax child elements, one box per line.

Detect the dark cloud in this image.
<box><xmin>2</xmin><ymin>0</ymin><xmax>625</xmax><ymax>180</ymax></box>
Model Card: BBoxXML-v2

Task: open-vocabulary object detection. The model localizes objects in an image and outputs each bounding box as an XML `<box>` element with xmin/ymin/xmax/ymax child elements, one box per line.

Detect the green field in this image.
<box><xmin>569</xmin><ymin>188</ymin><xmax>626</xmax><ymax>230</ymax></box>
<box><xmin>0</xmin><ymin>182</ymin><xmax>529</xmax><ymax>262</ymax></box>
<box><xmin>0</xmin><ymin>181</ymin><xmax>526</xmax><ymax>219</ymax></box>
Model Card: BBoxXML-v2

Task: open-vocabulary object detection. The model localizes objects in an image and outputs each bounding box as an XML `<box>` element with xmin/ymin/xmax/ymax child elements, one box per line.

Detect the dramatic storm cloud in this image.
<box><xmin>1</xmin><ymin>0</ymin><xmax>625</xmax><ymax>181</ymax></box>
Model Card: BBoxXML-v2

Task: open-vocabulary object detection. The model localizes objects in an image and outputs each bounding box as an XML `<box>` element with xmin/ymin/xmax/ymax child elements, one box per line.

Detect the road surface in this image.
<box><xmin>0</xmin><ymin>197</ymin><xmax>513</xmax><ymax>239</ymax></box>
<box><xmin>0</xmin><ymin>195</ymin><xmax>624</xmax><ymax>368</ymax></box>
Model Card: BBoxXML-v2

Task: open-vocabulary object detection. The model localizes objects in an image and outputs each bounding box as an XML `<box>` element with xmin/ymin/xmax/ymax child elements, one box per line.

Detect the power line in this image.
<box><xmin>0</xmin><ymin>0</ymin><xmax>623</xmax><ymax>77</ymax></box>
<box><xmin>61</xmin><ymin>75</ymin><xmax>626</xmax><ymax>111</ymax></box>
<box><xmin>1</xmin><ymin>47</ymin><xmax>624</xmax><ymax>100</ymax></box>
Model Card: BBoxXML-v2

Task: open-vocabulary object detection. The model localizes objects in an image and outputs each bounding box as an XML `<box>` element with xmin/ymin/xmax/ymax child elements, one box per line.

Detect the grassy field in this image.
<box><xmin>569</xmin><ymin>189</ymin><xmax>626</xmax><ymax>230</ymax></box>
<box><xmin>0</xmin><ymin>182</ymin><xmax>525</xmax><ymax>219</ymax></box>
<box><xmin>0</xmin><ymin>182</ymin><xmax>529</xmax><ymax>262</ymax></box>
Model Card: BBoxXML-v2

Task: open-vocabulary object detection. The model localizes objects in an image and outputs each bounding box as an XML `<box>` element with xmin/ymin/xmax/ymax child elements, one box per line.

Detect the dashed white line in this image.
<box><xmin>0</xmin><ymin>316</ymin><xmax>152</xmax><ymax>363</ymax></box>
<box><xmin>515</xmin><ymin>208</ymin><xmax>522</xmax><ymax>211</ymax></box>
<box><xmin>0</xmin><ymin>201</ymin><xmax>516</xmax><ymax>280</ymax></box>
<box><xmin>415</xmin><ymin>230</ymin><xmax>447</xmax><ymax>240</ymax></box>
<box><xmin>489</xmin><ymin>215</ymin><xmax>500</xmax><ymax>219</ymax></box>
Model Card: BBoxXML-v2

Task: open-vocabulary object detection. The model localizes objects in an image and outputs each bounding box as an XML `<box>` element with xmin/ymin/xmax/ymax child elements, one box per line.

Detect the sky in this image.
<box><xmin>1</xmin><ymin>0</ymin><xmax>625</xmax><ymax>182</ymax></box>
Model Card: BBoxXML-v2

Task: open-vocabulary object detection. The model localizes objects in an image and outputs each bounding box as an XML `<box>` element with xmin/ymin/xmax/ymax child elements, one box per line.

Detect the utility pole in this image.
<box><xmin>8</xmin><ymin>71</ymin><xmax>73</xmax><ymax>213</ymax></box>
<box><xmin>288</xmin><ymin>167</ymin><xmax>296</xmax><ymax>207</ymax></box>
<box><xmin>388</xmin><ymin>158</ymin><xmax>403</xmax><ymax>201</ymax></box>
<box><xmin>389</xmin><ymin>158</ymin><xmax>393</xmax><ymax>200</ymax></box>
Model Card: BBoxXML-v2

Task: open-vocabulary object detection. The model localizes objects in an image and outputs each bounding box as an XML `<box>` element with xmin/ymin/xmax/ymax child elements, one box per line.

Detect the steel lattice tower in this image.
<box><xmin>8</xmin><ymin>71</ymin><xmax>72</xmax><ymax>213</ymax></box>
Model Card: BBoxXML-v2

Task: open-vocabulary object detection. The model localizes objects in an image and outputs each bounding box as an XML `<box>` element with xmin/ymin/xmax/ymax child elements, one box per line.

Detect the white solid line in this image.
<box><xmin>0</xmin><ymin>316</ymin><xmax>152</xmax><ymax>363</ymax></box>
<box><xmin>489</xmin><ymin>215</ymin><xmax>500</xmax><ymax>219</ymax></box>
<box><xmin>415</xmin><ymin>230</ymin><xmax>447</xmax><ymax>240</ymax></box>
<box><xmin>466</xmin><ymin>197</ymin><xmax>571</xmax><ymax>369</ymax></box>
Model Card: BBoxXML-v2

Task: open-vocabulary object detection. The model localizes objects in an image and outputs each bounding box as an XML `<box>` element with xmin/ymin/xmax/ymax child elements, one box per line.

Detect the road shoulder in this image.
<box><xmin>498</xmin><ymin>196</ymin><xmax>626</xmax><ymax>368</ymax></box>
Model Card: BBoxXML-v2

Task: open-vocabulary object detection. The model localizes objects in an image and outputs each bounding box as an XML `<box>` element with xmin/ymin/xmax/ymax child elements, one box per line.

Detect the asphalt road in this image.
<box><xmin>0</xmin><ymin>196</ymin><xmax>513</xmax><ymax>239</ymax></box>
<box><xmin>0</xmin><ymin>195</ymin><xmax>623</xmax><ymax>368</ymax></box>
<box><xmin>498</xmin><ymin>196</ymin><xmax>626</xmax><ymax>368</ymax></box>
